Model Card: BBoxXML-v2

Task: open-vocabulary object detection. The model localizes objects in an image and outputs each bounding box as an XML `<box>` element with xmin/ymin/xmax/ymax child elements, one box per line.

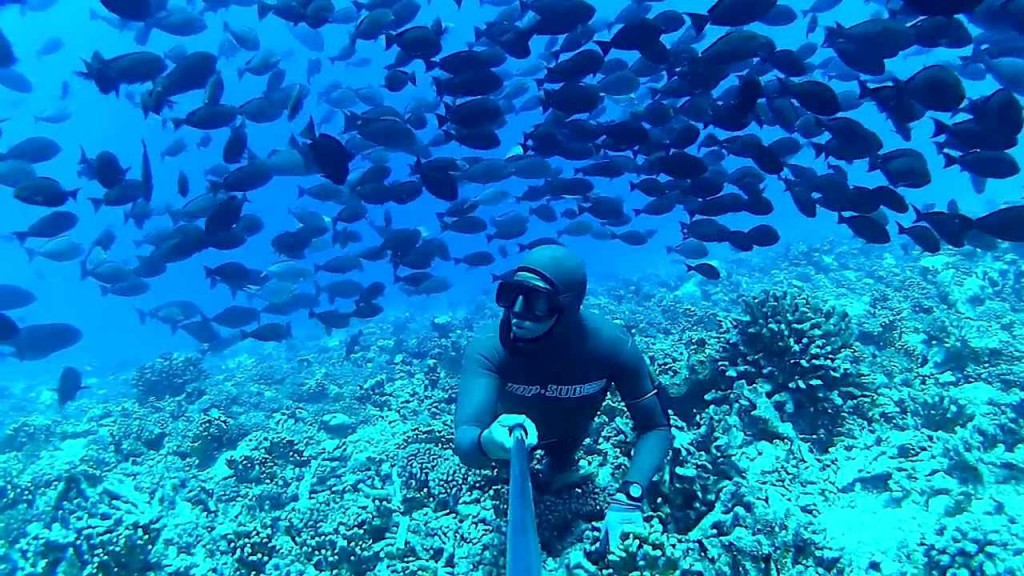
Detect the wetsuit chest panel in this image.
<box><xmin>495</xmin><ymin>346</ymin><xmax>612</xmax><ymax>442</ymax></box>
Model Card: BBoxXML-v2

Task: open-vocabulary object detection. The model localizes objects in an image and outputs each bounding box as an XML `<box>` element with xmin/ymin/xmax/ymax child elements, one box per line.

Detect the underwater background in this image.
<box><xmin>3</xmin><ymin>0</ymin><xmax>1024</xmax><ymax>574</ymax></box>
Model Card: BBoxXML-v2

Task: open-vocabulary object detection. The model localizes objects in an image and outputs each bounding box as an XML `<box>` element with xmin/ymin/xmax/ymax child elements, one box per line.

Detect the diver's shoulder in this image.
<box><xmin>466</xmin><ymin>321</ymin><xmax>504</xmax><ymax>355</ymax></box>
<box><xmin>579</xmin><ymin>310</ymin><xmax>633</xmax><ymax>345</ymax></box>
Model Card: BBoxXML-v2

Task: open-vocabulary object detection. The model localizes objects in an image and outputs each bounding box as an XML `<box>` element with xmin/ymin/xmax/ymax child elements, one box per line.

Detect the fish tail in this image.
<box><xmin>686</xmin><ymin>13</ymin><xmax>709</xmax><ymax>36</ymax></box>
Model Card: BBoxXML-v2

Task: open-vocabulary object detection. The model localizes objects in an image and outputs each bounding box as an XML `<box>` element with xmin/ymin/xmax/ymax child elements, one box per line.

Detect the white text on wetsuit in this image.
<box><xmin>505</xmin><ymin>379</ymin><xmax>606</xmax><ymax>398</ymax></box>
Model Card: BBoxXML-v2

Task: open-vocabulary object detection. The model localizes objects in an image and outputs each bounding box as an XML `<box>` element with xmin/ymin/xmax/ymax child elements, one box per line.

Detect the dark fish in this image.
<box><xmin>439</xmin><ymin>214</ymin><xmax>487</xmax><ymax>234</ymax></box>
<box><xmin>308</xmin><ymin>309</ymin><xmax>351</xmax><ymax>335</ymax></box>
<box><xmin>385</xmin><ymin>20</ymin><xmax>444</xmax><ymax>61</ymax></box>
<box><xmin>12</xmin><ymin>210</ymin><xmax>78</xmax><ymax>244</ymax></box>
<box><xmin>901</xmin><ymin>0</ymin><xmax>983</xmax><ymax>16</ymax></box>
<box><xmin>904</xmin><ymin>65</ymin><xmax>965</xmax><ymax>112</ymax></box>
<box><xmin>14</xmin><ymin>177</ymin><xmax>79</xmax><ymax>208</ymax></box>
<box><xmin>205</xmin><ymin>262</ymin><xmax>267</xmax><ymax>297</ymax></box>
<box><xmin>839</xmin><ymin>213</ymin><xmax>891</xmax><ymax>244</ymax></box>
<box><xmin>223</xmin><ymin>122</ymin><xmax>248</xmax><ymax>164</ymax></box>
<box><xmin>133</xmin><ymin>253</ymin><xmax>167</xmax><ymax>279</ymax></box>
<box><xmin>241</xmin><ymin>322</ymin><xmax>292</xmax><ymax>342</ymax></box>
<box><xmin>317</xmin><ymin>279</ymin><xmax>365</xmax><ymax>303</ymax></box>
<box><xmin>868</xmin><ymin>149</ymin><xmax>931</xmax><ymax>189</ymax></box>
<box><xmin>426</xmin><ymin>47</ymin><xmax>506</xmax><ymax>74</ymax></box>
<box><xmin>205</xmin><ymin>194</ymin><xmax>248</xmax><ymax>235</ymax></box>
<box><xmin>384</xmin><ymin>69</ymin><xmax>416</xmax><ymax>92</ymax></box>
<box><xmin>932</xmin><ymin>118</ymin><xmax>1017</xmax><ymax>153</ymax></box>
<box><xmin>454</xmin><ymin>250</ymin><xmax>497</xmax><ymax>267</ymax></box>
<box><xmin>3</xmin><ymin>323</ymin><xmax>82</xmax><ymax>361</ymax></box>
<box><xmin>99</xmin><ymin>278</ymin><xmax>151</xmax><ymax>297</ymax></box>
<box><xmin>315</xmin><ymin>254</ymin><xmax>363</xmax><ymax>274</ymax></box>
<box><xmin>217</xmin><ymin>162</ymin><xmax>274</xmax><ymax>193</ymax></box>
<box><xmin>0</xmin><ymin>29</ymin><xmax>16</xmax><ymax>68</ymax></box>
<box><xmin>0</xmin><ymin>312</ymin><xmax>18</xmax><ymax>342</ymax></box>
<box><xmin>612</xmin><ymin>229</ymin><xmax>655</xmax><ymax>246</ymax></box>
<box><xmin>345</xmin><ymin>329</ymin><xmax>362</xmax><ymax>357</ymax></box>
<box><xmin>180</xmin><ymin>319</ymin><xmax>222</xmax><ymax>344</ymax></box>
<box><xmin>541</xmin><ymin>82</ymin><xmax>603</xmax><ymax>116</ymax></box>
<box><xmin>348</xmin><ymin>300</ymin><xmax>384</xmax><ymax>319</ymax></box>
<box><xmin>56</xmin><ymin>367</ymin><xmax>86</xmax><ymax>408</ymax></box>
<box><xmin>100</xmin><ymin>0</ymin><xmax>155</xmax><ymax>22</ymax></box>
<box><xmin>942</xmin><ymin>150</ymin><xmax>1020</xmax><ymax>179</ymax></box>
<box><xmin>910</xmin><ymin>16</ymin><xmax>971</xmax><ymax>49</ymax></box>
<box><xmin>211</xmin><ymin>305</ymin><xmax>261</xmax><ymax>329</ymax></box>
<box><xmin>416</xmin><ymin>159</ymin><xmax>459</xmax><ymax>202</ymax></box>
<box><xmin>77</xmin><ymin>50</ymin><xmax>168</xmax><ymax>95</ymax></box>
<box><xmin>542</xmin><ymin>49</ymin><xmax>604</xmax><ymax>84</ymax></box>
<box><xmin>681</xmin><ymin>218</ymin><xmax>731</xmax><ymax>243</ymax></box>
<box><xmin>668</xmin><ymin>238</ymin><xmax>709</xmax><ymax>260</ymax></box>
<box><xmin>746</xmin><ymin>224</ymin><xmax>781</xmax><ymax>247</ymax></box>
<box><xmin>0</xmin><ymin>284</ymin><xmax>36</xmax><ymax>311</ymax></box>
<box><xmin>437</xmin><ymin>97</ymin><xmax>505</xmax><ymax>130</ymax></box>
<box><xmin>689</xmin><ymin>0</ymin><xmax>778</xmax><ymax>33</ymax></box>
<box><xmin>433</xmin><ymin>68</ymin><xmax>504</xmax><ymax>98</ymax></box>
<box><xmin>783</xmin><ymin>79</ymin><xmax>840</xmax><ymax>116</ymax></box>
<box><xmin>301</xmin><ymin>117</ymin><xmax>354</xmax><ymax>185</ymax></box>
<box><xmin>171</xmin><ymin>103</ymin><xmax>239</xmax><ymax>130</ymax></box>
<box><xmin>177</xmin><ymin>170</ymin><xmax>190</xmax><ymax>198</ymax></box>
<box><xmin>594</xmin><ymin>17</ymin><xmax>669</xmax><ymax>64</ymax></box>
<box><xmin>896</xmin><ymin>222</ymin><xmax>942</xmax><ymax>254</ymax></box>
<box><xmin>685</xmin><ymin>262</ymin><xmax>721</xmax><ymax>280</ymax></box>
<box><xmin>974</xmin><ymin>205</ymin><xmax>1024</xmax><ymax>242</ymax></box>
<box><xmin>79</xmin><ymin>149</ymin><xmax>128</xmax><ymax>190</ymax></box>
<box><xmin>524</xmin><ymin>0</ymin><xmax>597</xmax><ymax>36</ymax></box>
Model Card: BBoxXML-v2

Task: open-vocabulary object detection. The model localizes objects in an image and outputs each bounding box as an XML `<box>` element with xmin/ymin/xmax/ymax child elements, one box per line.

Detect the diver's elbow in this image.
<box><xmin>454</xmin><ymin>426</ymin><xmax>492</xmax><ymax>469</ymax></box>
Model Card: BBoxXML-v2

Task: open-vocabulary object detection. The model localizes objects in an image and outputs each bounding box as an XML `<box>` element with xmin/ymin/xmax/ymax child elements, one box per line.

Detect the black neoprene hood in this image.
<box><xmin>514</xmin><ymin>245</ymin><xmax>588</xmax><ymax>313</ymax></box>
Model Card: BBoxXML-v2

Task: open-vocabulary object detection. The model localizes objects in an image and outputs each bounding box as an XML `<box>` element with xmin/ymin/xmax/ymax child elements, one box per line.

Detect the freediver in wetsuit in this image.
<box><xmin>454</xmin><ymin>244</ymin><xmax>673</xmax><ymax>551</ymax></box>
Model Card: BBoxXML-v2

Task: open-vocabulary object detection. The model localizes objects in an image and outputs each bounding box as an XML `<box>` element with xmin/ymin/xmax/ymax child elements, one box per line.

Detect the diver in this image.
<box><xmin>454</xmin><ymin>244</ymin><xmax>673</xmax><ymax>552</ymax></box>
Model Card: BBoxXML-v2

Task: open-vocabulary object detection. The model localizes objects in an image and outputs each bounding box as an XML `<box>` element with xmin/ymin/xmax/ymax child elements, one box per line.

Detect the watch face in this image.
<box><xmin>627</xmin><ymin>484</ymin><xmax>643</xmax><ymax>499</ymax></box>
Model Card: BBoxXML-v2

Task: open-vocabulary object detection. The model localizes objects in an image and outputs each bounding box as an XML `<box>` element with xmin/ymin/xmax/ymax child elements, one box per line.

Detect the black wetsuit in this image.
<box><xmin>454</xmin><ymin>246</ymin><xmax>672</xmax><ymax>489</ymax></box>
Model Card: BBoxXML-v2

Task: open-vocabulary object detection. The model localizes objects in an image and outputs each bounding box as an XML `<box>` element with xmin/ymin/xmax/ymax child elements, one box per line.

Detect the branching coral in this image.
<box><xmin>0</xmin><ymin>416</ymin><xmax>57</xmax><ymax>454</ymax></box>
<box><xmin>725</xmin><ymin>288</ymin><xmax>860</xmax><ymax>392</ymax></box>
<box><xmin>711</xmin><ymin>288</ymin><xmax>865</xmax><ymax>448</ymax></box>
<box><xmin>922</xmin><ymin>512</ymin><xmax>1024</xmax><ymax>575</ymax></box>
<box><xmin>226</xmin><ymin>515</ymin><xmax>277</xmax><ymax>575</ymax></box>
<box><xmin>12</xmin><ymin>473</ymin><xmax>163</xmax><ymax>574</ymax></box>
<box><xmin>397</xmin><ymin>418</ymin><xmax>492</xmax><ymax>512</ymax></box>
<box><xmin>189</xmin><ymin>410</ymin><xmax>235</xmax><ymax>467</ymax></box>
<box><xmin>131</xmin><ymin>352</ymin><xmax>208</xmax><ymax>402</ymax></box>
<box><xmin>101</xmin><ymin>403</ymin><xmax>173</xmax><ymax>459</ymax></box>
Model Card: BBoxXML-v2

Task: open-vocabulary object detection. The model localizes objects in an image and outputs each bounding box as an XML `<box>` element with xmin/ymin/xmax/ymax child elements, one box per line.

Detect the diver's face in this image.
<box><xmin>509</xmin><ymin>272</ymin><xmax>558</xmax><ymax>339</ymax></box>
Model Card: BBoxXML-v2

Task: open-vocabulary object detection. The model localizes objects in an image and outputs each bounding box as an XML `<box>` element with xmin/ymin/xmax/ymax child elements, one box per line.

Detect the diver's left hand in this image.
<box><xmin>600</xmin><ymin>494</ymin><xmax>645</xmax><ymax>554</ymax></box>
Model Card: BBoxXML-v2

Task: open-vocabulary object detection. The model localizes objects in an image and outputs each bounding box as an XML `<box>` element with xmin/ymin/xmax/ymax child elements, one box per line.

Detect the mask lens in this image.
<box><xmin>495</xmin><ymin>280</ymin><xmax>558</xmax><ymax>321</ymax></box>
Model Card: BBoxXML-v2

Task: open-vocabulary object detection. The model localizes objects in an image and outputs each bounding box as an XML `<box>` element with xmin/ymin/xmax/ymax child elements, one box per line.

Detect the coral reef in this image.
<box><xmin>3</xmin><ymin>244</ymin><xmax>1024</xmax><ymax>575</ymax></box>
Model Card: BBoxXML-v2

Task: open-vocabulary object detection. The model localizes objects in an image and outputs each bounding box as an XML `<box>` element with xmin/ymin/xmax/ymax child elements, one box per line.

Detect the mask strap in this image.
<box><xmin>514</xmin><ymin>266</ymin><xmax>559</xmax><ymax>292</ymax></box>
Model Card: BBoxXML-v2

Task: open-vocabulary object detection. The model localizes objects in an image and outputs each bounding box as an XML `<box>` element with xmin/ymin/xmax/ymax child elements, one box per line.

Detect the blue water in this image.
<box><xmin>0</xmin><ymin>0</ymin><xmax>1015</xmax><ymax>381</ymax></box>
<box><xmin>2</xmin><ymin>0</ymin><xmax>1024</xmax><ymax>574</ymax></box>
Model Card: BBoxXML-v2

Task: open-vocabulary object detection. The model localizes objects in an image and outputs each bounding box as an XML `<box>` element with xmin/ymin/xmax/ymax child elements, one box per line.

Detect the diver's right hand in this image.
<box><xmin>480</xmin><ymin>414</ymin><xmax>538</xmax><ymax>460</ymax></box>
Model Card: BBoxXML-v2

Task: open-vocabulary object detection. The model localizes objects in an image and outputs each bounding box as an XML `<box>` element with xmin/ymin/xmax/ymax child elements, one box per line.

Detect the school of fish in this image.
<box><xmin>2</xmin><ymin>0</ymin><xmax>1024</xmax><ymax>405</ymax></box>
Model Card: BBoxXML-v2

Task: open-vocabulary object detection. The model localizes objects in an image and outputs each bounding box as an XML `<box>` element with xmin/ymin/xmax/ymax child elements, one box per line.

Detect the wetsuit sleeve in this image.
<box><xmin>608</xmin><ymin>330</ymin><xmax>672</xmax><ymax>489</ymax></box>
<box><xmin>454</xmin><ymin>335</ymin><xmax>501</xmax><ymax>469</ymax></box>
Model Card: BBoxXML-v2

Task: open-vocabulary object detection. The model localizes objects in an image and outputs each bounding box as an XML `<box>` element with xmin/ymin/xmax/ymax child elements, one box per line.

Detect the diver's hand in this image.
<box><xmin>600</xmin><ymin>495</ymin><xmax>645</xmax><ymax>554</ymax></box>
<box><xmin>480</xmin><ymin>414</ymin><xmax>538</xmax><ymax>460</ymax></box>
